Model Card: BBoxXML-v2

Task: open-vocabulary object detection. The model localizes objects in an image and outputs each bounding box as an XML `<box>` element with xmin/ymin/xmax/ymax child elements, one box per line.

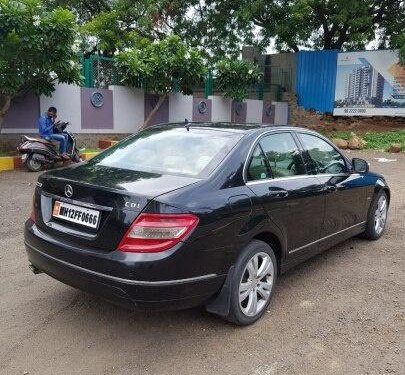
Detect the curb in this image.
<box><xmin>0</xmin><ymin>152</ymin><xmax>99</xmax><ymax>172</ymax></box>
<box><xmin>0</xmin><ymin>156</ymin><xmax>21</xmax><ymax>172</ymax></box>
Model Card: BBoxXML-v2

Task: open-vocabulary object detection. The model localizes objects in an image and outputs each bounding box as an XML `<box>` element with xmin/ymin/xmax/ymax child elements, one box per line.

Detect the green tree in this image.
<box><xmin>174</xmin><ymin>0</ymin><xmax>404</xmax><ymax>55</ymax></box>
<box><xmin>215</xmin><ymin>59</ymin><xmax>262</xmax><ymax>101</ymax></box>
<box><xmin>42</xmin><ymin>1</ymin><xmax>405</xmax><ymax>59</ymax></box>
<box><xmin>0</xmin><ymin>0</ymin><xmax>81</xmax><ymax>132</ymax></box>
<box><xmin>80</xmin><ymin>0</ymin><xmax>183</xmax><ymax>55</ymax></box>
<box><xmin>392</xmin><ymin>33</ymin><xmax>405</xmax><ymax>64</ymax></box>
<box><xmin>116</xmin><ymin>35</ymin><xmax>206</xmax><ymax>128</ymax></box>
<box><xmin>44</xmin><ymin>0</ymin><xmax>110</xmax><ymax>23</ymax></box>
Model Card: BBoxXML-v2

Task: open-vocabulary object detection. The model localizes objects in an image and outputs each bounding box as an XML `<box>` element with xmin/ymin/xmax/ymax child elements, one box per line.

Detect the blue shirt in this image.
<box><xmin>38</xmin><ymin>113</ymin><xmax>55</xmax><ymax>137</ymax></box>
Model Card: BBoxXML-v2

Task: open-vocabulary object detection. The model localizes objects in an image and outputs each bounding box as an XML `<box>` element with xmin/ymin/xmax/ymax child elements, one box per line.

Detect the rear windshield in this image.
<box><xmin>92</xmin><ymin>127</ymin><xmax>243</xmax><ymax>178</ymax></box>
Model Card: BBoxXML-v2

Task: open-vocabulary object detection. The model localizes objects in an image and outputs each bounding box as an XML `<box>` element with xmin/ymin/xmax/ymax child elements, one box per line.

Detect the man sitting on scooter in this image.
<box><xmin>38</xmin><ymin>107</ymin><xmax>69</xmax><ymax>159</ymax></box>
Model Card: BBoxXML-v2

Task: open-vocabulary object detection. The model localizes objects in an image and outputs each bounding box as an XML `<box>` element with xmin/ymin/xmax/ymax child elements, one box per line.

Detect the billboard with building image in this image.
<box><xmin>333</xmin><ymin>50</ymin><xmax>405</xmax><ymax>116</ymax></box>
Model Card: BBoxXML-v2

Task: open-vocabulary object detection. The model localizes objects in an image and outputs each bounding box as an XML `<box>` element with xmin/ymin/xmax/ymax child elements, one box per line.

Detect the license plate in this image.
<box><xmin>52</xmin><ymin>201</ymin><xmax>100</xmax><ymax>229</ymax></box>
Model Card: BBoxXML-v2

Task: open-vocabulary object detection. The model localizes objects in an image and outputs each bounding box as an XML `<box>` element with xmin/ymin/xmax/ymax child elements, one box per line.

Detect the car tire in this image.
<box><xmin>362</xmin><ymin>190</ymin><xmax>388</xmax><ymax>240</ymax></box>
<box><xmin>225</xmin><ymin>240</ymin><xmax>277</xmax><ymax>325</ymax></box>
<box><xmin>26</xmin><ymin>154</ymin><xmax>43</xmax><ymax>172</ymax></box>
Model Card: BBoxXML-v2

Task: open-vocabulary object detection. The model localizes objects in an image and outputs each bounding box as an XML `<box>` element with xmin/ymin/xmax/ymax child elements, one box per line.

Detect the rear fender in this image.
<box><xmin>31</xmin><ymin>153</ymin><xmax>47</xmax><ymax>162</ymax></box>
<box><xmin>21</xmin><ymin>141</ymin><xmax>54</xmax><ymax>152</ymax></box>
<box><xmin>24</xmin><ymin>143</ymin><xmax>58</xmax><ymax>159</ymax></box>
<box><xmin>31</xmin><ymin>152</ymin><xmax>58</xmax><ymax>163</ymax></box>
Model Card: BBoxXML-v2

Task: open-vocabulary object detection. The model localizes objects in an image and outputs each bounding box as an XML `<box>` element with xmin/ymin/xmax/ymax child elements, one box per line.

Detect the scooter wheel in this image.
<box><xmin>72</xmin><ymin>153</ymin><xmax>82</xmax><ymax>163</ymax></box>
<box><xmin>26</xmin><ymin>155</ymin><xmax>43</xmax><ymax>172</ymax></box>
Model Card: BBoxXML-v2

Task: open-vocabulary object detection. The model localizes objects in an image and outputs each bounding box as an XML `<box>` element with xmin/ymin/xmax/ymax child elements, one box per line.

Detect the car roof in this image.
<box><xmin>151</xmin><ymin>122</ymin><xmax>315</xmax><ymax>135</ymax></box>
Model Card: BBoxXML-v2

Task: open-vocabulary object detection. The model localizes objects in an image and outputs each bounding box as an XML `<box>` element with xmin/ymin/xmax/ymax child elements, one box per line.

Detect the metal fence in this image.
<box><xmin>81</xmin><ymin>55</ymin><xmax>284</xmax><ymax>101</ymax></box>
<box><xmin>82</xmin><ymin>55</ymin><xmax>119</xmax><ymax>89</ymax></box>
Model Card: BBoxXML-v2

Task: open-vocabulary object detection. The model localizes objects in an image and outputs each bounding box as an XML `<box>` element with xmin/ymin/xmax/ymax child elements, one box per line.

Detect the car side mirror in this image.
<box><xmin>352</xmin><ymin>158</ymin><xmax>369</xmax><ymax>173</ymax></box>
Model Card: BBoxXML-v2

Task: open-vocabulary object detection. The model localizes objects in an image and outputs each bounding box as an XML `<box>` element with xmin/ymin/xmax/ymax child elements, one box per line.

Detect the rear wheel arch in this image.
<box><xmin>253</xmin><ymin>232</ymin><xmax>284</xmax><ymax>274</ymax></box>
<box><xmin>206</xmin><ymin>232</ymin><xmax>283</xmax><ymax>320</ymax></box>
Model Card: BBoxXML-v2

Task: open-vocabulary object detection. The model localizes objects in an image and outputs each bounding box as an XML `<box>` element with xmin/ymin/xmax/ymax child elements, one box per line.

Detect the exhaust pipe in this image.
<box><xmin>29</xmin><ymin>264</ymin><xmax>43</xmax><ymax>274</ymax></box>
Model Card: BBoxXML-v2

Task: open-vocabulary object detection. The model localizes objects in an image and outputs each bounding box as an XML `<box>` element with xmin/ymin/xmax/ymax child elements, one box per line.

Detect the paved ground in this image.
<box><xmin>0</xmin><ymin>150</ymin><xmax>404</xmax><ymax>375</ymax></box>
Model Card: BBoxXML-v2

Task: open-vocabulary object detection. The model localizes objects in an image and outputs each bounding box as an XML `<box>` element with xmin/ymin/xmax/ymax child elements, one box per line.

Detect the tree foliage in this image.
<box><xmin>215</xmin><ymin>59</ymin><xmax>262</xmax><ymax>101</ymax></box>
<box><xmin>392</xmin><ymin>34</ymin><xmax>405</xmax><ymax>65</ymax></box>
<box><xmin>79</xmin><ymin>0</ymin><xmax>185</xmax><ymax>55</ymax></box>
<box><xmin>44</xmin><ymin>0</ymin><xmax>110</xmax><ymax>23</ymax></box>
<box><xmin>0</xmin><ymin>0</ymin><xmax>81</xmax><ymax>128</ymax></box>
<box><xmin>172</xmin><ymin>0</ymin><xmax>404</xmax><ymax>55</ymax></box>
<box><xmin>42</xmin><ymin>0</ymin><xmax>405</xmax><ymax>59</ymax></box>
<box><xmin>116</xmin><ymin>35</ymin><xmax>206</xmax><ymax>127</ymax></box>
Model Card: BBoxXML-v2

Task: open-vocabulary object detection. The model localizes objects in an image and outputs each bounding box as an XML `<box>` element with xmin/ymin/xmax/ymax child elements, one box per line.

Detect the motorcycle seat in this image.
<box><xmin>22</xmin><ymin>136</ymin><xmax>53</xmax><ymax>145</ymax></box>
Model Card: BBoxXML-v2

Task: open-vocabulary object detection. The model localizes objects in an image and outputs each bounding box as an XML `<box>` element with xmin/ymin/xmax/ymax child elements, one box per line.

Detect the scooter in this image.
<box><xmin>18</xmin><ymin>121</ymin><xmax>82</xmax><ymax>172</ymax></box>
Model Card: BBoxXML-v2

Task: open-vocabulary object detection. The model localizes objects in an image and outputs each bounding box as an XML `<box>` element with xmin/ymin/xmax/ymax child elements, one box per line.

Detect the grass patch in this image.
<box><xmin>79</xmin><ymin>147</ymin><xmax>101</xmax><ymax>153</ymax></box>
<box><xmin>362</xmin><ymin>131</ymin><xmax>405</xmax><ymax>151</ymax></box>
<box><xmin>323</xmin><ymin>129</ymin><xmax>405</xmax><ymax>151</ymax></box>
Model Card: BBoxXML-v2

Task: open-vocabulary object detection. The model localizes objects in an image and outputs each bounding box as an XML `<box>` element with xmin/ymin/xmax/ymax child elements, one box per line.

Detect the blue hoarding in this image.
<box><xmin>296</xmin><ymin>50</ymin><xmax>338</xmax><ymax>113</ymax></box>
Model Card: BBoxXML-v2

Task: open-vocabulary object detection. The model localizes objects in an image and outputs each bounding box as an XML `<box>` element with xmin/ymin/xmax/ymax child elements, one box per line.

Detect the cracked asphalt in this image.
<box><xmin>0</xmin><ymin>150</ymin><xmax>404</xmax><ymax>375</ymax></box>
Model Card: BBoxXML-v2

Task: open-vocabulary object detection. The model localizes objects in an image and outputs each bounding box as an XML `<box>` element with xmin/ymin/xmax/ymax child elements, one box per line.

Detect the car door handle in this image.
<box><xmin>267</xmin><ymin>188</ymin><xmax>289</xmax><ymax>198</ymax></box>
<box><xmin>324</xmin><ymin>184</ymin><xmax>337</xmax><ymax>193</ymax></box>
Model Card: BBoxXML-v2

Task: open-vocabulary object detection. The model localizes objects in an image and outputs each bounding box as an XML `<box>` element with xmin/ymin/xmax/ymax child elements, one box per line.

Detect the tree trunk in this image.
<box><xmin>290</xmin><ymin>44</ymin><xmax>299</xmax><ymax>52</ymax></box>
<box><xmin>331</xmin><ymin>24</ymin><xmax>350</xmax><ymax>49</ymax></box>
<box><xmin>0</xmin><ymin>95</ymin><xmax>11</xmax><ymax>134</ymax></box>
<box><xmin>141</xmin><ymin>94</ymin><xmax>167</xmax><ymax>130</ymax></box>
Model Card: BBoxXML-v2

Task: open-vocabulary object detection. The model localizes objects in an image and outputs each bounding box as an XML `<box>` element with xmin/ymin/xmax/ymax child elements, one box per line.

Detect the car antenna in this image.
<box><xmin>184</xmin><ymin>118</ymin><xmax>190</xmax><ymax>131</ymax></box>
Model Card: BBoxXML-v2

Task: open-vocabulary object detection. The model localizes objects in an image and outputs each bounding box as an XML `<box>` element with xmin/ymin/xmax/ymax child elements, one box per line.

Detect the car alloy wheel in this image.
<box><xmin>239</xmin><ymin>252</ymin><xmax>274</xmax><ymax>317</ymax></box>
<box><xmin>374</xmin><ymin>195</ymin><xmax>387</xmax><ymax>235</ymax></box>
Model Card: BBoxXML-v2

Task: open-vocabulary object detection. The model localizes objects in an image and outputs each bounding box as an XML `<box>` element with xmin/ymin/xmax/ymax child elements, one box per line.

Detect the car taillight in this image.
<box><xmin>117</xmin><ymin>213</ymin><xmax>199</xmax><ymax>253</ymax></box>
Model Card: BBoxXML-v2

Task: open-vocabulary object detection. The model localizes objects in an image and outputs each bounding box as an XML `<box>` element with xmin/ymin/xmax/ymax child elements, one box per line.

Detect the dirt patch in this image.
<box><xmin>285</xmin><ymin>92</ymin><xmax>405</xmax><ymax>133</ymax></box>
<box><xmin>311</xmin><ymin>115</ymin><xmax>405</xmax><ymax>133</ymax></box>
<box><xmin>0</xmin><ymin>152</ymin><xmax>404</xmax><ymax>375</ymax></box>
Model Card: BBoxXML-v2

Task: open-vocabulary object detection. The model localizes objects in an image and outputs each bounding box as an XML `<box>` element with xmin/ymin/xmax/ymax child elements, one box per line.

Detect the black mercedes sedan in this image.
<box><xmin>25</xmin><ymin>123</ymin><xmax>390</xmax><ymax>325</ymax></box>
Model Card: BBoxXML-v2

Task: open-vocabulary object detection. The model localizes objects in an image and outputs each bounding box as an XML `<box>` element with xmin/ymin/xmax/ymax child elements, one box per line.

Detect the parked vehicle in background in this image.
<box><xmin>18</xmin><ymin>121</ymin><xmax>82</xmax><ymax>171</ymax></box>
<box><xmin>24</xmin><ymin>123</ymin><xmax>390</xmax><ymax>325</ymax></box>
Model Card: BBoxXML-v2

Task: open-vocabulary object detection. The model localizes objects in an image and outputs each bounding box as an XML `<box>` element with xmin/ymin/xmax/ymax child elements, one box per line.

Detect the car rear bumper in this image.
<box><xmin>24</xmin><ymin>223</ymin><xmax>226</xmax><ymax>310</ymax></box>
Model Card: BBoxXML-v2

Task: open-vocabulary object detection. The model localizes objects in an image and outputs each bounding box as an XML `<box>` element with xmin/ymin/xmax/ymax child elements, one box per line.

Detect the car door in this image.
<box><xmin>245</xmin><ymin>131</ymin><xmax>325</xmax><ymax>256</ymax></box>
<box><xmin>296</xmin><ymin>132</ymin><xmax>369</xmax><ymax>241</ymax></box>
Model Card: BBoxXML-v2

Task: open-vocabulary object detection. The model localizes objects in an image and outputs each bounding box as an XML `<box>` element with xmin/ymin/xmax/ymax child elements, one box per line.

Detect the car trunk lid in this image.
<box><xmin>35</xmin><ymin>163</ymin><xmax>199</xmax><ymax>251</ymax></box>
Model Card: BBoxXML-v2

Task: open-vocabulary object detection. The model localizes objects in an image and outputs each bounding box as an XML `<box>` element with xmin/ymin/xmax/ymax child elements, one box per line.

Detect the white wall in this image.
<box><xmin>169</xmin><ymin>92</ymin><xmax>193</xmax><ymax>122</ymax></box>
<box><xmin>40</xmin><ymin>83</ymin><xmax>82</xmax><ymax>133</ymax></box>
<box><xmin>110</xmin><ymin>85</ymin><xmax>144</xmax><ymax>133</ymax></box>
<box><xmin>273</xmin><ymin>101</ymin><xmax>289</xmax><ymax>125</ymax></box>
<box><xmin>209</xmin><ymin>95</ymin><xmax>232</xmax><ymax>122</ymax></box>
<box><xmin>245</xmin><ymin>99</ymin><xmax>263</xmax><ymax>123</ymax></box>
<box><xmin>34</xmin><ymin>84</ymin><xmax>290</xmax><ymax>134</ymax></box>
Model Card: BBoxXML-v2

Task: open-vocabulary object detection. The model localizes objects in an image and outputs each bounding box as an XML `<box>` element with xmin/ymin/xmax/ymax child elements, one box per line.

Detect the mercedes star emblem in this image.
<box><xmin>65</xmin><ymin>184</ymin><xmax>73</xmax><ymax>198</ymax></box>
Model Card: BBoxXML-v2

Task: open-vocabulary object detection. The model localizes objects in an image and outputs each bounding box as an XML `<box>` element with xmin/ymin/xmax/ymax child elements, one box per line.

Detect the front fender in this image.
<box><xmin>374</xmin><ymin>178</ymin><xmax>390</xmax><ymax>203</ymax></box>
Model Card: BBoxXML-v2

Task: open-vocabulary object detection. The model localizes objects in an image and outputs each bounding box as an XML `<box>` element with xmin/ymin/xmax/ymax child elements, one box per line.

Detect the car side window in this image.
<box><xmin>247</xmin><ymin>145</ymin><xmax>271</xmax><ymax>181</ymax></box>
<box><xmin>259</xmin><ymin>133</ymin><xmax>306</xmax><ymax>178</ymax></box>
<box><xmin>298</xmin><ymin>133</ymin><xmax>347</xmax><ymax>175</ymax></box>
